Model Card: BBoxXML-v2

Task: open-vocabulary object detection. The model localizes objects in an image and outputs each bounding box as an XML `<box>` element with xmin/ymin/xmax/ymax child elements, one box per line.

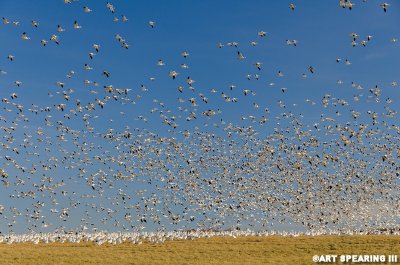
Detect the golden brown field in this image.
<box><xmin>1</xmin><ymin>235</ymin><xmax>400</xmax><ymax>265</ymax></box>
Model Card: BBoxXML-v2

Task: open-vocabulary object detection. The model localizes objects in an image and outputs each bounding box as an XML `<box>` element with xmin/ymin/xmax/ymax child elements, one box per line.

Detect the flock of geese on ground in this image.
<box><xmin>2</xmin><ymin>228</ymin><xmax>400</xmax><ymax>245</ymax></box>
<box><xmin>0</xmin><ymin>0</ymin><xmax>399</xmax><ymax>244</ymax></box>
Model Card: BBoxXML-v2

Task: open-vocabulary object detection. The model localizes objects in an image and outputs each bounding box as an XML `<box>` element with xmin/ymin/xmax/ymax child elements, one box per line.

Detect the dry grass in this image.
<box><xmin>1</xmin><ymin>235</ymin><xmax>400</xmax><ymax>265</ymax></box>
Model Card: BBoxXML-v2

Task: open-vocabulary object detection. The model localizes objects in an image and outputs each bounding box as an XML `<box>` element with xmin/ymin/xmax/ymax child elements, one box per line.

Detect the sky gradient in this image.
<box><xmin>0</xmin><ymin>1</ymin><xmax>399</xmax><ymax>233</ymax></box>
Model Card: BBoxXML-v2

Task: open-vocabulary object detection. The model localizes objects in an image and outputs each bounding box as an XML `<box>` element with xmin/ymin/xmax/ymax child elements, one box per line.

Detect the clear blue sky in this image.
<box><xmin>0</xmin><ymin>1</ymin><xmax>399</xmax><ymax>233</ymax></box>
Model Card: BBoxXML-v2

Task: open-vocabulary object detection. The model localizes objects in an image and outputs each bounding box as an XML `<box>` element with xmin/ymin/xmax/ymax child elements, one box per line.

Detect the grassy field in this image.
<box><xmin>1</xmin><ymin>235</ymin><xmax>400</xmax><ymax>265</ymax></box>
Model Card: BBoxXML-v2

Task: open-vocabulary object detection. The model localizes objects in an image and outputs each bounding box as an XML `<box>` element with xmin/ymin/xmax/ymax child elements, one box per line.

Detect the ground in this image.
<box><xmin>1</xmin><ymin>235</ymin><xmax>400</xmax><ymax>264</ymax></box>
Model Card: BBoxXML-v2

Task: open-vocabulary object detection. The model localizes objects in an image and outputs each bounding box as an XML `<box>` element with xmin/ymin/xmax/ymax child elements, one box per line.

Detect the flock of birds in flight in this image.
<box><xmin>0</xmin><ymin>0</ymin><xmax>399</xmax><ymax>244</ymax></box>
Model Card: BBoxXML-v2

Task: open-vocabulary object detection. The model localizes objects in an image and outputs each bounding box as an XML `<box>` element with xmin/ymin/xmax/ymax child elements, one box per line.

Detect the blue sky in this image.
<box><xmin>0</xmin><ymin>1</ymin><xmax>399</xmax><ymax>233</ymax></box>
